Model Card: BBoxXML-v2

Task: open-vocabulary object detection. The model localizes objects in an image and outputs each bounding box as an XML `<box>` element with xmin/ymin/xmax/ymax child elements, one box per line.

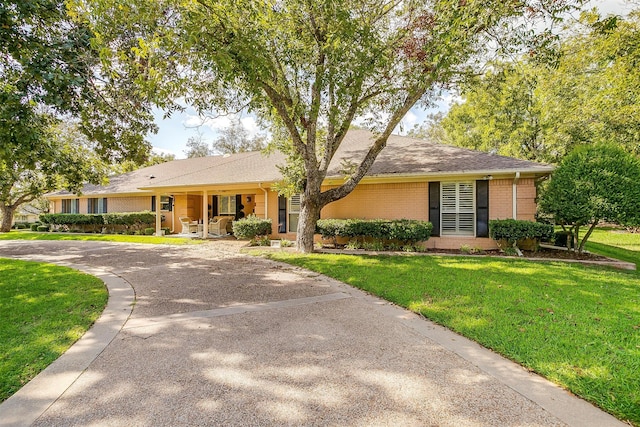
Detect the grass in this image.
<box><xmin>0</xmin><ymin>230</ymin><xmax>202</xmax><ymax>245</ymax></box>
<box><xmin>261</xmin><ymin>251</ymin><xmax>640</xmax><ymax>425</ymax></box>
<box><xmin>586</xmin><ymin>228</ymin><xmax>640</xmax><ymax>269</ymax></box>
<box><xmin>0</xmin><ymin>258</ymin><xmax>108</xmax><ymax>402</ymax></box>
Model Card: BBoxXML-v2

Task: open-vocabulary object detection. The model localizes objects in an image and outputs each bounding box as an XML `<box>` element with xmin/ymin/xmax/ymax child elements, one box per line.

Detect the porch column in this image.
<box><xmin>202</xmin><ymin>190</ymin><xmax>209</xmax><ymax>238</ymax></box>
<box><xmin>155</xmin><ymin>193</ymin><xmax>162</xmax><ymax>236</ymax></box>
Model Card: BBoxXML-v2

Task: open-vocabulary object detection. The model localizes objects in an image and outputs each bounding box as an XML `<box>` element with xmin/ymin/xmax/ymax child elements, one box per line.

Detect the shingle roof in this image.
<box><xmin>48</xmin><ymin>130</ymin><xmax>552</xmax><ymax>196</ymax></box>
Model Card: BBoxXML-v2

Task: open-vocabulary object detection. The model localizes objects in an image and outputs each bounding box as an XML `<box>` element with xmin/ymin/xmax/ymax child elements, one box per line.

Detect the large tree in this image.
<box><xmin>74</xmin><ymin>0</ymin><xmax>581</xmax><ymax>252</ymax></box>
<box><xmin>0</xmin><ymin>120</ymin><xmax>109</xmax><ymax>232</ymax></box>
<box><xmin>422</xmin><ymin>10</ymin><xmax>640</xmax><ymax>164</ymax></box>
<box><xmin>0</xmin><ymin>0</ymin><xmax>160</xmax><ymax>229</ymax></box>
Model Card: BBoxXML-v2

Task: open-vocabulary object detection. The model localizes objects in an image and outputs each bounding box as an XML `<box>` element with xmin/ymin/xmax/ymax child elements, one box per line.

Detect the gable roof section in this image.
<box><xmin>48</xmin><ymin>130</ymin><xmax>552</xmax><ymax>197</ymax></box>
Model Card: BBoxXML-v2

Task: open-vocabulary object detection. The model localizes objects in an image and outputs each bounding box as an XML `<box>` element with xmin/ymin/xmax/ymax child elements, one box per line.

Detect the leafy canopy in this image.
<box><xmin>418</xmin><ymin>10</ymin><xmax>640</xmax><ymax>163</ymax></box>
<box><xmin>539</xmin><ymin>144</ymin><xmax>640</xmax><ymax>252</ymax></box>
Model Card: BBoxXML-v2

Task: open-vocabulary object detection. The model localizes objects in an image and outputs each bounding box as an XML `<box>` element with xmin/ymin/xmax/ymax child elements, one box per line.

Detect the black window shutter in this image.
<box><xmin>212</xmin><ymin>195</ymin><xmax>218</xmax><ymax>216</ymax></box>
<box><xmin>167</xmin><ymin>197</ymin><xmax>172</xmax><ymax>212</ymax></box>
<box><xmin>151</xmin><ymin>195</ymin><xmax>156</xmax><ymax>212</ymax></box>
<box><xmin>103</xmin><ymin>198</ymin><xmax>108</xmax><ymax>213</ymax></box>
<box><xmin>235</xmin><ymin>194</ymin><xmax>243</xmax><ymax>220</ymax></box>
<box><xmin>476</xmin><ymin>180</ymin><xmax>489</xmax><ymax>238</ymax></box>
<box><xmin>75</xmin><ymin>199</ymin><xmax>80</xmax><ymax>213</ymax></box>
<box><xmin>278</xmin><ymin>195</ymin><xmax>287</xmax><ymax>233</ymax></box>
<box><xmin>429</xmin><ymin>182</ymin><xmax>440</xmax><ymax>237</ymax></box>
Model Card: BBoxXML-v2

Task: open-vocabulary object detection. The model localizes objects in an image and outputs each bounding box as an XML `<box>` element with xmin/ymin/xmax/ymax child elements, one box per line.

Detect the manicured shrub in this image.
<box><xmin>36</xmin><ymin>225</ymin><xmax>50</xmax><ymax>232</ymax></box>
<box><xmin>489</xmin><ymin>219</ymin><xmax>554</xmax><ymax>248</ymax></box>
<box><xmin>233</xmin><ymin>215</ymin><xmax>272</xmax><ymax>239</ymax></box>
<box><xmin>144</xmin><ymin>227</ymin><xmax>155</xmax><ymax>235</ymax></box>
<box><xmin>316</xmin><ymin>218</ymin><xmax>432</xmax><ymax>249</ymax></box>
<box><xmin>30</xmin><ymin>223</ymin><xmax>39</xmax><ymax>231</ymax></box>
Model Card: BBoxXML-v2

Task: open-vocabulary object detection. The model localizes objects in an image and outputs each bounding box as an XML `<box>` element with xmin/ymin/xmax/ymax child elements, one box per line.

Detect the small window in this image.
<box><xmin>441</xmin><ymin>182</ymin><xmax>475</xmax><ymax>236</ymax></box>
<box><xmin>288</xmin><ymin>194</ymin><xmax>301</xmax><ymax>233</ymax></box>
<box><xmin>160</xmin><ymin>196</ymin><xmax>172</xmax><ymax>211</ymax></box>
<box><xmin>62</xmin><ymin>199</ymin><xmax>80</xmax><ymax>214</ymax></box>
<box><xmin>88</xmin><ymin>198</ymin><xmax>107</xmax><ymax>214</ymax></box>
<box><xmin>218</xmin><ymin>195</ymin><xmax>236</xmax><ymax>215</ymax></box>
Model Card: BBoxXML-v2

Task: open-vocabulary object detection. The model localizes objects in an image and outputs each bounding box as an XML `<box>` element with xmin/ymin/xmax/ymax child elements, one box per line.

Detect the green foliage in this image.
<box><xmin>421</xmin><ymin>11</ymin><xmax>640</xmax><ymax>163</ymax></box>
<box><xmin>36</xmin><ymin>225</ymin><xmax>50</xmax><ymax>232</ymax></box>
<box><xmin>539</xmin><ymin>144</ymin><xmax>640</xmax><ymax>252</ymax></box>
<box><xmin>232</xmin><ymin>215</ymin><xmax>272</xmax><ymax>239</ymax></box>
<box><xmin>316</xmin><ymin>218</ymin><xmax>432</xmax><ymax>248</ymax></box>
<box><xmin>489</xmin><ymin>219</ymin><xmax>554</xmax><ymax>245</ymax></box>
<box><xmin>40</xmin><ymin>212</ymin><xmax>156</xmax><ymax>233</ymax></box>
<box><xmin>144</xmin><ymin>227</ymin><xmax>155</xmax><ymax>235</ymax></box>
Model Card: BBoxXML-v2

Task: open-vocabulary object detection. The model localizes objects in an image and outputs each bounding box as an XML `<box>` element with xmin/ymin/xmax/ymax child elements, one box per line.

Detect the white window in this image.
<box><xmin>218</xmin><ymin>195</ymin><xmax>236</xmax><ymax>215</ymax></box>
<box><xmin>288</xmin><ymin>194</ymin><xmax>301</xmax><ymax>233</ymax></box>
<box><xmin>441</xmin><ymin>182</ymin><xmax>475</xmax><ymax>236</ymax></box>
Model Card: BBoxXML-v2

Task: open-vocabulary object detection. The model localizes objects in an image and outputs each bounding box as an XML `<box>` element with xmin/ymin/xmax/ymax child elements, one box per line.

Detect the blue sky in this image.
<box><xmin>147</xmin><ymin>0</ymin><xmax>629</xmax><ymax>159</ymax></box>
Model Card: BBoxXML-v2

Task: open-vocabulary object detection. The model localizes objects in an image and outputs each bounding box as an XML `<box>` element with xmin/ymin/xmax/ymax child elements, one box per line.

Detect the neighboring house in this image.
<box><xmin>11</xmin><ymin>203</ymin><xmax>45</xmax><ymax>225</ymax></box>
<box><xmin>46</xmin><ymin>129</ymin><xmax>553</xmax><ymax>249</ymax></box>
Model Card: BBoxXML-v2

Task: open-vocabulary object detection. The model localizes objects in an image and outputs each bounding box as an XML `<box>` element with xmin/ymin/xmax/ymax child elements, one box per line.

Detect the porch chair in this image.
<box><xmin>208</xmin><ymin>217</ymin><xmax>230</xmax><ymax>236</ymax></box>
<box><xmin>179</xmin><ymin>216</ymin><xmax>198</xmax><ymax>234</ymax></box>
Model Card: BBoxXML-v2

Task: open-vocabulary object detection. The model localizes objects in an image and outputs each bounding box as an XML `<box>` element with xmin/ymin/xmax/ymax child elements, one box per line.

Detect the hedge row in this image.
<box><xmin>316</xmin><ymin>218</ymin><xmax>433</xmax><ymax>246</ymax></box>
<box><xmin>489</xmin><ymin>219</ymin><xmax>554</xmax><ymax>245</ymax></box>
<box><xmin>40</xmin><ymin>212</ymin><xmax>157</xmax><ymax>233</ymax></box>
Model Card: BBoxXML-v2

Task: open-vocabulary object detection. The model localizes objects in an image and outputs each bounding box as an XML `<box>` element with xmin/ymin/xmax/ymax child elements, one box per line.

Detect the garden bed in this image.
<box><xmin>316</xmin><ymin>244</ymin><xmax>636</xmax><ymax>270</ymax></box>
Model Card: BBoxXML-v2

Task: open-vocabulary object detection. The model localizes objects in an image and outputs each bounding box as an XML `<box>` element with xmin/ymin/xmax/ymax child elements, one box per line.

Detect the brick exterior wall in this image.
<box><xmin>489</xmin><ymin>179</ymin><xmax>513</xmax><ymax>219</ymax></box>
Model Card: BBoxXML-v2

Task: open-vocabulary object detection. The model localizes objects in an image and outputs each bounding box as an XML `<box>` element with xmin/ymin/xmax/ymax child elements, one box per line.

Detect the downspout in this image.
<box><xmin>258</xmin><ymin>183</ymin><xmax>268</xmax><ymax>220</ymax></box>
<box><xmin>512</xmin><ymin>172</ymin><xmax>520</xmax><ymax>220</ymax></box>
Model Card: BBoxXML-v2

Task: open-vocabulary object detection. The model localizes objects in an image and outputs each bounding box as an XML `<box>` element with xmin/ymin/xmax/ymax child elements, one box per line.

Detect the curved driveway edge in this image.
<box><xmin>0</xmin><ymin>241</ymin><xmax>627</xmax><ymax>426</ymax></box>
<box><xmin>0</xmin><ymin>259</ymin><xmax>135</xmax><ymax>427</ymax></box>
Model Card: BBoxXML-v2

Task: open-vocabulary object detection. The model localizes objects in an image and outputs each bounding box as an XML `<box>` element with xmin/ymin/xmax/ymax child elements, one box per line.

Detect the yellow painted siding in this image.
<box><xmin>109</xmin><ymin>196</ymin><xmax>152</xmax><ymax>213</ymax></box>
<box><xmin>321</xmin><ymin>182</ymin><xmax>429</xmax><ymax>220</ymax></box>
<box><xmin>254</xmin><ymin>192</ymin><xmax>266</xmax><ymax>218</ymax></box>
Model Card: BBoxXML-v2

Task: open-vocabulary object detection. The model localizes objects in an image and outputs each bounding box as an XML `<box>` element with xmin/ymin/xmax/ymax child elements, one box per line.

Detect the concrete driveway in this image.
<box><xmin>0</xmin><ymin>240</ymin><xmax>624</xmax><ymax>426</ymax></box>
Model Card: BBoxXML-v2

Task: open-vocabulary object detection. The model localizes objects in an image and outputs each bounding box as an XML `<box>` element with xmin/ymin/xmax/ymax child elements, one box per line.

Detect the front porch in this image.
<box><xmin>151</xmin><ymin>187</ymin><xmax>269</xmax><ymax>238</ymax></box>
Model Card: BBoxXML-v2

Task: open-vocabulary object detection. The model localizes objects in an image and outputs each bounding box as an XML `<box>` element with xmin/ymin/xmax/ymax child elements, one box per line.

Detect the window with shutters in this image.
<box><xmin>288</xmin><ymin>194</ymin><xmax>301</xmax><ymax>233</ymax></box>
<box><xmin>441</xmin><ymin>182</ymin><xmax>475</xmax><ymax>236</ymax></box>
<box><xmin>218</xmin><ymin>195</ymin><xmax>236</xmax><ymax>215</ymax></box>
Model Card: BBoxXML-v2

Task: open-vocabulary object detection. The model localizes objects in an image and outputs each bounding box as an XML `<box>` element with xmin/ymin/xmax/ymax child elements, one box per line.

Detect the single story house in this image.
<box><xmin>46</xmin><ymin>129</ymin><xmax>553</xmax><ymax>249</ymax></box>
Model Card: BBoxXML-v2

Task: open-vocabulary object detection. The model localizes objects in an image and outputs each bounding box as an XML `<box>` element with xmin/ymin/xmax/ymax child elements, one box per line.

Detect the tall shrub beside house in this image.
<box><xmin>538</xmin><ymin>144</ymin><xmax>640</xmax><ymax>253</ymax></box>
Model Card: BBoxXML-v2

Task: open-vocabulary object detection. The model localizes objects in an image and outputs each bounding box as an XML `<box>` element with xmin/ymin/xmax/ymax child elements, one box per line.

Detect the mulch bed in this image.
<box><xmin>432</xmin><ymin>247</ymin><xmax>611</xmax><ymax>261</ymax></box>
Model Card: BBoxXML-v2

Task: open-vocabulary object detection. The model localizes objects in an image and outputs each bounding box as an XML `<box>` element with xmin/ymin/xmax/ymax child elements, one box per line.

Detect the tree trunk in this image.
<box><xmin>0</xmin><ymin>205</ymin><xmax>15</xmax><ymax>233</ymax></box>
<box><xmin>296</xmin><ymin>197</ymin><xmax>322</xmax><ymax>253</ymax></box>
<box><xmin>578</xmin><ymin>221</ymin><xmax>599</xmax><ymax>254</ymax></box>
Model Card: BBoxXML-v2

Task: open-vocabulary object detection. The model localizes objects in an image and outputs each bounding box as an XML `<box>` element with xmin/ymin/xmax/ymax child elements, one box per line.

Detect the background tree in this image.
<box><xmin>184</xmin><ymin>134</ymin><xmax>214</xmax><ymax>158</ymax></box>
<box><xmin>110</xmin><ymin>152</ymin><xmax>176</xmax><ymax>174</ymax></box>
<box><xmin>0</xmin><ymin>121</ymin><xmax>109</xmax><ymax>232</ymax></box>
<box><xmin>423</xmin><ymin>10</ymin><xmax>640</xmax><ymax>163</ymax></box>
<box><xmin>76</xmin><ymin>0</ymin><xmax>582</xmax><ymax>252</ymax></box>
<box><xmin>212</xmin><ymin>120</ymin><xmax>267</xmax><ymax>154</ymax></box>
<box><xmin>538</xmin><ymin>144</ymin><xmax>640</xmax><ymax>253</ymax></box>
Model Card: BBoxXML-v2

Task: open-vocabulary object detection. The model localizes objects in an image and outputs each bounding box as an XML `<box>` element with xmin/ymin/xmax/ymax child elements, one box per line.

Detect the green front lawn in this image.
<box><xmin>586</xmin><ymin>228</ymin><xmax>640</xmax><ymax>268</ymax></box>
<box><xmin>263</xmin><ymin>251</ymin><xmax>640</xmax><ymax>425</ymax></box>
<box><xmin>0</xmin><ymin>258</ymin><xmax>107</xmax><ymax>402</ymax></box>
<box><xmin>0</xmin><ymin>230</ymin><xmax>201</xmax><ymax>245</ymax></box>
